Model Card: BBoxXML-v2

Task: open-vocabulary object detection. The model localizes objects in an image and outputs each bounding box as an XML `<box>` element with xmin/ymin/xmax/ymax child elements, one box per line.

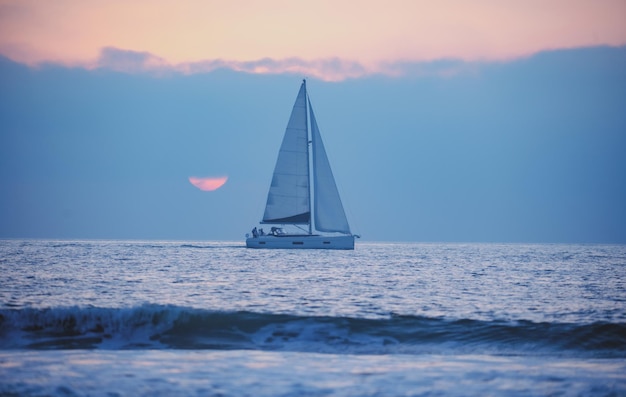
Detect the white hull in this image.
<box><xmin>246</xmin><ymin>234</ymin><xmax>354</xmax><ymax>250</ymax></box>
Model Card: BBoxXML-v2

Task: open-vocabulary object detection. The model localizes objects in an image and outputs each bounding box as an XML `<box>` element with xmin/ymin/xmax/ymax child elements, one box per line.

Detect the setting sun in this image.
<box><xmin>188</xmin><ymin>176</ymin><xmax>228</xmax><ymax>191</ymax></box>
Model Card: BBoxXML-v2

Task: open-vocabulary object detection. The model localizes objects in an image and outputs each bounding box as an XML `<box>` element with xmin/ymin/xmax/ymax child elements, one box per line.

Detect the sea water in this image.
<box><xmin>1</xmin><ymin>240</ymin><xmax>625</xmax><ymax>396</ymax></box>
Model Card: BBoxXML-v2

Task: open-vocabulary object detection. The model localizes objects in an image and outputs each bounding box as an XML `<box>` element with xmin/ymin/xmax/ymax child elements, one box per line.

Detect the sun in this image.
<box><xmin>188</xmin><ymin>176</ymin><xmax>228</xmax><ymax>191</ymax></box>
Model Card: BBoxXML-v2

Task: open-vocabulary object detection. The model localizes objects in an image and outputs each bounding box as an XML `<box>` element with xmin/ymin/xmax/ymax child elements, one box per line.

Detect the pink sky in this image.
<box><xmin>1</xmin><ymin>0</ymin><xmax>625</xmax><ymax>79</ymax></box>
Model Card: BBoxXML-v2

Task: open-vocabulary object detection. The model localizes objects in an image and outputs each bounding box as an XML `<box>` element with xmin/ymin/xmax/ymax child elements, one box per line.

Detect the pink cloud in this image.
<box><xmin>189</xmin><ymin>176</ymin><xmax>228</xmax><ymax>192</ymax></box>
<box><xmin>180</xmin><ymin>56</ymin><xmax>369</xmax><ymax>82</ymax></box>
<box><xmin>90</xmin><ymin>48</ymin><xmax>369</xmax><ymax>81</ymax></box>
<box><xmin>97</xmin><ymin>47</ymin><xmax>169</xmax><ymax>74</ymax></box>
<box><xmin>88</xmin><ymin>47</ymin><xmax>479</xmax><ymax>81</ymax></box>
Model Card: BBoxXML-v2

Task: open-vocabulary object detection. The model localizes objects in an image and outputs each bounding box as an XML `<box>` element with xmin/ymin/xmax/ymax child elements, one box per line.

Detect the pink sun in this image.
<box><xmin>188</xmin><ymin>176</ymin><xmax>228</xmax><ymax>191</ymax></box>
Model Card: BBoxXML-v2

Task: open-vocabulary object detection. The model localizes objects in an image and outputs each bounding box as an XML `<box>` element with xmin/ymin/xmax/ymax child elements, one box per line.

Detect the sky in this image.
<box><xmin>1</xmin><ymin>1</ymin><xmax>625</xmax><ymax>243</ymax></box>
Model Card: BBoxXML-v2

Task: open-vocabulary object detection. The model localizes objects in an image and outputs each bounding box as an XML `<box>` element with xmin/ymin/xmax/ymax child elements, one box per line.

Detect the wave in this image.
<box><xmin>179</xmin><ymin>244</ymin><xmax>243</xmax><ymax>249</ymax></box>
<box><xmin>1</xmin><ymin>305</ymin><xmax>624</xmax><ymax>355</ymax></box>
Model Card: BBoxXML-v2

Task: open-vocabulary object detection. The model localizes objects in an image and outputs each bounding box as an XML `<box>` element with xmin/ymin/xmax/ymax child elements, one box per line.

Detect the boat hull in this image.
<box><xmin>246</xmin><ymin>234</ymin><xmax>354</xmax><ymax>250</ymax></box>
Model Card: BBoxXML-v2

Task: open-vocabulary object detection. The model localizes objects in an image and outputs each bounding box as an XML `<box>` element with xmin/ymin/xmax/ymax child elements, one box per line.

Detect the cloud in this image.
<box><xmin>93</xmin><ymin>47</ymin><xmax>484</xmax><ymax>81</ymax></box>
<box><xmin>2</xmin><ymin>45</ymin><xmax>625</xmax><ymax>241</ymax></box>
<box><xmin>94</xmin><ymin>47</ymin><xmax>370</xmax><ymax>80</ymax></box>
<box><xmin>380</xmin><ymin>59</ymin><xmax>483</xmax><ymax>79</ymax></box>
<box><xmin>97</xmin><ymin>47</ymin><xmax>170</xmax><ymax>74</ymax></box>
<box><xmin>181</xmin><ymin>57</ymin><xmax>370</xmax><ymax>82</ymax></box>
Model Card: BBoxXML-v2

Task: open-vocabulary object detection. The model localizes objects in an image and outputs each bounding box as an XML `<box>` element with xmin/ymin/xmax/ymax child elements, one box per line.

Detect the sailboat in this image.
<box><xmin>246</xmin><ymin>80</ymin><xmax>357</xmax><ymax>250</ymax></box>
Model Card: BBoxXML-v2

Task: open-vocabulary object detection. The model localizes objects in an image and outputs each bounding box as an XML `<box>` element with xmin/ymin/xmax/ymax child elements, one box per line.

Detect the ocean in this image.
<box><xmin>1</xmin><ymin>240</ymin><xmax>625</xmax><ymax>396</ymax></box>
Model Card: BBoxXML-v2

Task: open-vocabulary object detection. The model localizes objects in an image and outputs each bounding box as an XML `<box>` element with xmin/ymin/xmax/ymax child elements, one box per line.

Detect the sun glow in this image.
<box><xmin>189</xmin><ymin>176</ymin><xmax>228</xmax><ymax>192</ymax></box>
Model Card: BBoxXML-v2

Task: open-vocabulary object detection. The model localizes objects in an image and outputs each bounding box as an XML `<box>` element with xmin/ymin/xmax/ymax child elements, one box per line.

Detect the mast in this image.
<box><xmin>304</xmin><ymin>79</ymin><xmax>312</xmax><ymax>235</ymax></box>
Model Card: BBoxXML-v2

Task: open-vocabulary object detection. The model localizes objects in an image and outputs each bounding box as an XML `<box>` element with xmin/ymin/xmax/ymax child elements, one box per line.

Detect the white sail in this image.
<box><xmin>310</xmin><ymin>100</ymin><xmax>351</xmax><ymax>234</ymax></box>
<box><xmin>262</xmin><ymin>82</ymin><xmax>310</xmax><ymax>224</ymax></box>
<box><xmin>248</xmin><ymin>80</ymin><xmax>355</xmax><ymax>249</ymax></box>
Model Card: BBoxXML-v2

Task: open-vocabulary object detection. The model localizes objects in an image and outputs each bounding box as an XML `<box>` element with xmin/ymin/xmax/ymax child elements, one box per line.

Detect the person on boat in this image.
<box><xmin>259</xmin><ymin>228</ymin><xmax>265</xmax><ymax>236</ymax></box>
<box><xmin>270</xmin><ymin>227</ymin><xmax>285</xmax><ymax>236</ymax></box>
<box><xmin>252</xmin><ymin>227</ymin><xmax>258</xmax><ymax>238</ymax></box>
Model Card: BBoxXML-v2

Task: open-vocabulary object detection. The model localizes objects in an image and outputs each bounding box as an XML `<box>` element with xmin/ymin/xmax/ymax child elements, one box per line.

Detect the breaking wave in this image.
<box><xmin>1</xmin><ymin>305</ymin><xmax>624</xmax><ymax>355</ymax></box>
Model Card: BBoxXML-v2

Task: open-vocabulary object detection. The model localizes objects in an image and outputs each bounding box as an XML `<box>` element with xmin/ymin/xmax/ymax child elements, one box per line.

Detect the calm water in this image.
<box><xmin>1</xmin><ymin>240</ymin><xmax>625</xmax><ymax>396</ymax></box>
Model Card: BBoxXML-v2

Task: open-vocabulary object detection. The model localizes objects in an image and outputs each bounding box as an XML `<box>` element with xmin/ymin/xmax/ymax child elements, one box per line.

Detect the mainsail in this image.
<box><xmin>262</xmin><ymin>83</ymin><xmax>310</xmax><ymax>224</ymax></box>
